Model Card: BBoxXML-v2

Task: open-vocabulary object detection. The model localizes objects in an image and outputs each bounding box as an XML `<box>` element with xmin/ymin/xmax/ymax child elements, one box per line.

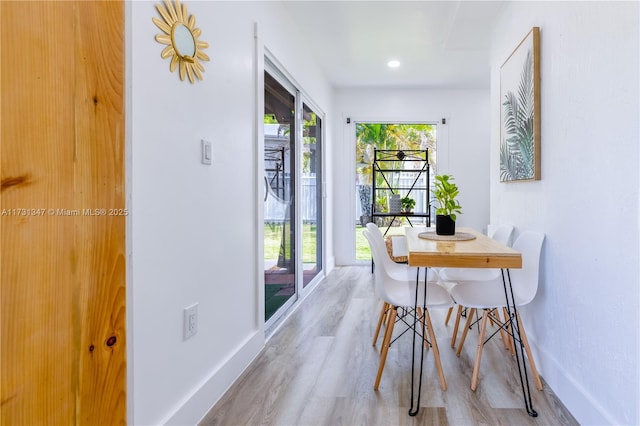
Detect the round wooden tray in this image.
<box><xmin>418</xmin><ymin>231</ymin><xmax>476</xmax><ymax>241</ymax></box>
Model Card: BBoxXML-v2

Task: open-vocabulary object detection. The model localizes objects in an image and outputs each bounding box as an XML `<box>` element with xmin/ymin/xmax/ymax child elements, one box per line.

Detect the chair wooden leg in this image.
<box><xmin>488</xmin><ymin>310</ymin><xmax>495</xmax><ymax>327</ymax></box>
<box><xmin>456</xmin><ymin>307</ymin><xmax>476</xmax><ymax>356</ymax></box>
<box><xmin>503</xmin><ymin>307</ymin><xmax>515</xmax><ymax>355</ymax></box>
<box><xmin>471</xmin><ymin>310</ymin><xmax>490</xmax><ymax>391</ymax></box>
<box><xmin>373</xmin><ymin>302</ymin><xmax>388</xmax><ymax>347</ymax></box>
<box><xmin>424</xmin><ymin>309</ymin><xmax>447</xmax><ymax>391</ymax></box>
<box><xmin>444</xmin><ymin>306</ymin><xmax>453</xmax><ymax>325</ymax></box>
<box><xmin>516</xmin><ymin>311</ymin><xmax>543</xmax><ymax>391</ymax></box>
<box><xmin>374</xmin><ymin>307</ymin><xmax>397</xmax><ymax>390</ymax></box>
<box><xmin>451</xmin><ymin>305</ymin><xmax>463</xmax><ymax>348</ymax></box>
<box><xmin>416</xmin><ymin>307</ymin><xmax>430</xmax><ymax>352</ymax></box>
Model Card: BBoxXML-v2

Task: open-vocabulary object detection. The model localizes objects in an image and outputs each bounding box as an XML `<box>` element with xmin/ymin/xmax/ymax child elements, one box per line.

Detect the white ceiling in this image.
<box><xmin>281</xmin><ymin>1</ymin><xmax>505</xmax><ymax>89</ymax></box>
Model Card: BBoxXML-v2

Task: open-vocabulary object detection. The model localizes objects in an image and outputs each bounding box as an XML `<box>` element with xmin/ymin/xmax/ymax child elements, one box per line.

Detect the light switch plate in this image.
<box><xmin>183</xmin><ymin>303</ymin><xmax>198</xmax><ymax>340</ymax></box>
<box><xmin>201</xmin><ymin>139</ymin><xmax>212</xmax><ymax>165</ymax></box>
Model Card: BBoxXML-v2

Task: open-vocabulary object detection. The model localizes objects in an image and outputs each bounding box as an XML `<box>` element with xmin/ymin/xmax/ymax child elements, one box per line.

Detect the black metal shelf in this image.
<box><xmin>375</xmin><ymin>168</ymin><xmax>427</xmax><ymax>172</ymax></box>
<box><xmin>371</xmin><ymin>148</ymin><xmax>431</xmax><ymax>236</ymax></box>
<box><xmin>372</xmin><ymin>212</ymin><xmax>429</xmax><ymax>217</ymax></box>
<box><xmin>373</xmin><ymin>187</ymin><xmax>429</xmax><ymax>192</ymax></box>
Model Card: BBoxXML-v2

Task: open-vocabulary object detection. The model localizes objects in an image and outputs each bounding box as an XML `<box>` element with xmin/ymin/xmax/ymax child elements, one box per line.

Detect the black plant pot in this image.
<box><xmin>436</xmin><ymin>215</ymin><xmax>456</xmax><ymax>235</ymax></box>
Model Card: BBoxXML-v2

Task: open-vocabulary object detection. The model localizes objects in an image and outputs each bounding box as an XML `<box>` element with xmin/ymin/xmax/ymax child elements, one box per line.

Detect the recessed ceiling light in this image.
<box><xmin>387</xmin><ymin>60</ymin><xmax>401</xmax><ymax>68</ymax></box>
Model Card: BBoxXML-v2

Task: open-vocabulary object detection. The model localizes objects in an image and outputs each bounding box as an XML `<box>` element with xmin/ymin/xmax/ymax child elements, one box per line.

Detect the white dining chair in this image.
<box><xmin>439</xmin><ymin>224</ymin><xmax>515</xmax><ymax>348</ymax></box>
<box><xmin>363</xmin><ymin>229</ymin><xmax>454</xmax><ymax>391</ymax></box>
<box><xmin>440</xmin><ymin>224</ymin><xmax>514</xmax><ymax>282</ymax></box>
<box><xmin>449</xmin><ymin>231</ymin><xmax>545</xmax><ymax>391</ymax></box>
<box><xmin>365</xmin><ymin>223</ymin><xmax>440</xmax><ymax>346</ymax></box>
<box><xmin>365</xmin><ymin>223</ymin><xmax>438</xmax><ymax>279</ymax></box>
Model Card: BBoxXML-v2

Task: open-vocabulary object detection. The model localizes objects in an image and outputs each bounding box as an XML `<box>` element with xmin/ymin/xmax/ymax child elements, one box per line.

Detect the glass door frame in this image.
<box><xmin>263</xmin><ymin>61</ymin><xmax>297</xmax><ymax>327</ymax></box>
<box><xmin>298</xmin><ymin>96</ymin><xmax>325</xmax><ymax>293</ymax></box>
<box><xmin>263</xmin><ymin>55</ymin><xmax>326</xmax><ymax>331</ymax></box>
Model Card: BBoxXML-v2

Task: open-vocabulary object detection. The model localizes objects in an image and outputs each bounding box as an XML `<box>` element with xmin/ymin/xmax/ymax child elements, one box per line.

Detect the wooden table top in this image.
<box><xmin>405</xmin><ymin>227</ymin><xmax>522</xmax><ymax>269</ymax></box>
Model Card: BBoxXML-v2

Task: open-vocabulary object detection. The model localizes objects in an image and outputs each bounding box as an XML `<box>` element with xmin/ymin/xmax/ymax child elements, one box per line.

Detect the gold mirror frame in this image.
<box><xmin>153</xmin><ymin>0</ymin><xmax>210</xmax><ymax>83</ymax></box>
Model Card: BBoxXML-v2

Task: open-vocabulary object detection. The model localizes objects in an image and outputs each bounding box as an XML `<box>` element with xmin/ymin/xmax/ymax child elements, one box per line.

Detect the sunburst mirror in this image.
<box><xmin>152</xmin><ymin>0</ymin><xmax>210</xmax><ymax>83</ymax></box>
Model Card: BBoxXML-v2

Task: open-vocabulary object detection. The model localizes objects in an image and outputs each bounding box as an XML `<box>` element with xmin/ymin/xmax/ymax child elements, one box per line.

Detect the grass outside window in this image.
<box><xmin>264</xmin><ymin>223</ymin><xmax>318</xmax><ymax>264</ymax></box>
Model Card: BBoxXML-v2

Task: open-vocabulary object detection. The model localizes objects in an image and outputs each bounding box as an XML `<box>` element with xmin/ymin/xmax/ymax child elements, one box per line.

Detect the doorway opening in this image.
<box><xmin>355</xmin><ymin>123</ymin><xmax>437</xmax><ymax>261</ymax></box>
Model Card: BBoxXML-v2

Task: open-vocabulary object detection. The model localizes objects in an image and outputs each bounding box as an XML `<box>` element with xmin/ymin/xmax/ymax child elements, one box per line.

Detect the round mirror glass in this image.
<box><xmin>173</xmin><ymin>24</ymin><xmax>196</xmax><ymax>58</ymax></box>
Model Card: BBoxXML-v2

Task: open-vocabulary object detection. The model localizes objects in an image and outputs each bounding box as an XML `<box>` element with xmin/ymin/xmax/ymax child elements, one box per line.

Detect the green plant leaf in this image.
<box><xmin>501</xmin><ymin>49</ymin><xmax>535</xmax><ymax>181</ymax></box>
<box><xmin>433</xmin><ymin>173</ymin><xmax>462</xmax><ymax>218</ymax></box>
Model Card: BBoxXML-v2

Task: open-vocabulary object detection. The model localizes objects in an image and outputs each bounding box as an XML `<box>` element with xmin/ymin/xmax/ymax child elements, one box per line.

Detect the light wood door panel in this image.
<box><xmin>1</xmin><ymin>1</ymin><xmax>126</xmax><ymax>424</ymax></box>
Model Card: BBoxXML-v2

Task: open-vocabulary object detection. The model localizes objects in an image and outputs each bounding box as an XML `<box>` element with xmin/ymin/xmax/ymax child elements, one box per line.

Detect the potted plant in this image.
<box><xmin>433</xmin><ymin>174</ymin><xmax>462</xmax><ymax>235</ymax></box>
<box><xmin>401</xmin><ymin>196</ymin><xmax>416</xmax><ymax>214</ymax></box>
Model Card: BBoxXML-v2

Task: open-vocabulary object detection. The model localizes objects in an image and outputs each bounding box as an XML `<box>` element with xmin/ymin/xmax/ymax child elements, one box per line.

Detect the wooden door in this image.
<box><xmin>1</xmin><ymin>1</ymin><xmax>126</xmax><ymax>424</ymax></box>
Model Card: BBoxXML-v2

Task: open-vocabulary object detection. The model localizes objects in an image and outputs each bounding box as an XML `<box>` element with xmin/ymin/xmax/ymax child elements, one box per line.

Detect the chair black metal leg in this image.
<box><xmin>409</xmin><ymin>267</ymin><xmax>428</xmax><ymax>416</ymax></box>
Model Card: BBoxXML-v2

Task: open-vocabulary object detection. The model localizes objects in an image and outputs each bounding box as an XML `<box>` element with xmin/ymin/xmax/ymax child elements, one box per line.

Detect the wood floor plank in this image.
<box><xmin>200</xmin><ymin>266</ymin><xmax>579</xmax><ymax>426</ymax></box>
<box><xmin>270</xmin><ymin>337</ymin><xmax>334</xmax><ymax>425</ymax></box>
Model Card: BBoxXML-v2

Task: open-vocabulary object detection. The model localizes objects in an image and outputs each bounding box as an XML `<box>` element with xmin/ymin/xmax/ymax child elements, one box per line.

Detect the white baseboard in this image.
<box><xmin>161</xmin><ymin>260</ymin><xmax>336</xmax><ymax>425</ymax></box>
<box><xmin>161</xmin><ymin>330</ymin><xmax>265</xmax><ymax>425</ymax></box>
<box><xmin>531</xmin><ymin>337</ymin><xmax>618</xmax><ymax>425</ymax></box>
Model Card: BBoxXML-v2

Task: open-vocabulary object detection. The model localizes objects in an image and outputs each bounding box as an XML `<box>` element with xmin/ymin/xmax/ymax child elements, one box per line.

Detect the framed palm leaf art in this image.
<box><xmin>500</xmin><ymin>27</ymin><xmax>541</xmax><ymax>182</ymax></box>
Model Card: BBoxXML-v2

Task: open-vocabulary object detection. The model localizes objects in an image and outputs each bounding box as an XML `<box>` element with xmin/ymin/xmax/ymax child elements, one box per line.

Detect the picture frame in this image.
<box><xmin>500</xmin><ymin>27</ymin><xmax>541</xmax><ymax>182</ymax></box>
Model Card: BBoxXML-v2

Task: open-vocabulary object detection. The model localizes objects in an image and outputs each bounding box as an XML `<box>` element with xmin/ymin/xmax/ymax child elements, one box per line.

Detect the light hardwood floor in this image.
<box><xmin>201</xmin><ymin>266</ymin><xmax>578</xmax><ymax>426</ymax></box>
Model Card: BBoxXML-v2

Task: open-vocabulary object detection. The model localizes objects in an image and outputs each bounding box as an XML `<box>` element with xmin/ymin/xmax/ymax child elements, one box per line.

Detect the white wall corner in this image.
<box><xmin>326</xmin><ymin>255</ymin><xmax>336</xmax><ymax>274</ymax></box>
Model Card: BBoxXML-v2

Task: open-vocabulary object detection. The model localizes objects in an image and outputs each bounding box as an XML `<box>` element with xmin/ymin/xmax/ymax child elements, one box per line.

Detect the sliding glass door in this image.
<box><xmin>264</xmin><ymin>71</ymin><xmax>296</xmax><ymax>322</ymax></box>
<box><xmin>263</xmin><ymin>62</ymin><xmax>324</xmax><ymax>324</ymax></box>
<box><xmin>302</xmin><ymin>103</ymin><xmax>322</xmax><ymax>287</ymax></box>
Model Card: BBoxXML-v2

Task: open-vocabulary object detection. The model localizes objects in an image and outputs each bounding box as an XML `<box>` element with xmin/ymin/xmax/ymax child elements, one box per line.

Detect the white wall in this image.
<box><xmin>489</xmin><ymin>2</ymin><xmax>639</xmax><ymax>424</ymax></box>
<box><xmin>128</xmin><ymin>2</ymin><xmax>333</xmax><ymax>424</ymax></box>
<box><xmin>333</xmin><ymin>88</ymin><xmax>490</xmax><ymax>265</ymax></box>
